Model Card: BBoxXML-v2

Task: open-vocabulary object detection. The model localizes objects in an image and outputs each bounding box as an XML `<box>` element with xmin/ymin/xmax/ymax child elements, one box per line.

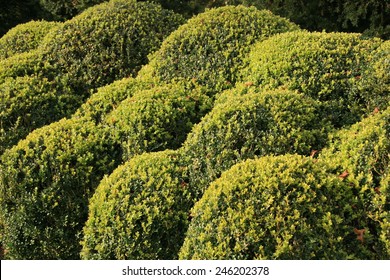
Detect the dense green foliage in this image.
<box><xmin>41</xmin><ymin>0</ymin><xmax>185</xmax><ymax>95</ymax></box>
<box><xmin>352</xmin><ymin>40</ymin><xmax>390</xmax><ymax>112</ymax></box>
<box><xmin>0</xmin><ymin>2</ymin><xmax>388</xmax><ymax>260</ymax></box>
<box><xmin>105</xmin><ymin>83</ymin><xmax>211</xmax><ymax>161</ymax></box>
<box><xmin>379</xmin><ymin>172</ymin><xmax>390</xmax><ymax>255</ymax></box>
<box><xmin>179</xmin><ymin>154</ymin><xmax>377</xmax><ymax>259</ymax></box>
<box><xmin>81</xmin><ymin>150</ymin><xmax>192</xmax><ymax>259</ymax></box>
<box><xmin>320</xmin><ymin>107</ymin><xmax>390</xmax><ymax>258</ymax></box>
<box><xmin>0</xmin><ymin>51</ymin><xmax>47</xmax><ymax>84</ymax></box>
<box><xmin>0</xmin><ymin>118</ymin><xmax>121</xmax><ymax>259</ymax></box>
<box><xmin>180</xmin><ymin>87</ymin><xmax>332</xmax><ymax>195</ymax></box>
<box><xmin>242</xmin><ymin>31</ymin><xmax>383</xmax><ymax>127</ymax></box>
<box><xmin>140</xmin><ymin>5</ymin><xmax>299</xmax><ymax>93</ymax></box>
<box><xmin>0</xmin><ymin>75</ymin><xmax>76</xmax><ymax>154</ymax></box>
<box><xmin>0</xmin><ymin>81</ymin><xmax>210</xmax><ymax>259</ymax></box>
<box><xmin>0</xmin><ymin>20</ymin><xmax>60</xmax><ymax>60</ymax></box>
<box><xmin>73</xmin><ymin>76</ymin><xmax>156</xmax><ymax>124</ymax></box>
<box><xmin>0</xmin><ymin>0</ymin><xmax>184</xmax><ymax>154</ymax></box>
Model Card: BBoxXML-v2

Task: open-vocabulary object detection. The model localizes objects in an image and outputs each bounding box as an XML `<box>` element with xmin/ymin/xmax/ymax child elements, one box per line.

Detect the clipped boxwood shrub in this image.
<box><xmin>0</xmin><ymin>82</ymin><xmax>210</xmax><ymax>259</ymax></box>
<box><xmin>180</xmin><ymin>87</ymin><xmax>332</xmax><ymax>195</ymax></box>
<box><xmin>81</xmin><ymin>150</ymin><xmax>192</xmax><ymax>259</ymax></box>
<box><xmin>319</xmin><ymin>106</ymin><xmax>390</xmax><ymax>258</ymax></box>
<box><xmin>139</xmin><ymin>5</ymin><xmax>299</xmax><ymax>94</ymax></box>
<box><xmin>179</xmin><ymin>154</ymin><xmax>376</xmax><ymax>260</ymax></box>
<box><xmin>0</xmin><ymin>75</ymin><xmax>78</xmax><ymax>154</ymax></box>
<box><xmin>41</xmin><ymin>0</ymin><xmax>185</xmax><ymax>95</ymax></box>
<box><xmin>0</xmin><ymin>20</ymin><xmax>60</xmax><ymax>60</ymax></box>
<box><xmin>0</xmin><ymin>50</ymin><xmax>49</xmax><ymax>84</ymax></box>
<box><xmin>1</xmin><ymin>0</ymin><xmax>184</xmax><ymax>153</ymax></box>
<box><xmin>105</xmin><ymin>83</ymin><xmax>211</xmax><ymax>161</ymax></box>
<box><xmin>73</xmin><ymin>76</ymin><xmax>158</xmax><ymax>124</ymax></box>
<box><xmin>242</xmin><ymin>31</ymin><xmax>383</xmax><ymax>127</ymax></box>
<box><xmin>0</xmin><ymin>118</ymin><xmax>121</xmax><ymax>259</ymax></box>
<box><xmin>352</xmin><ymin>40</ymin><xmax>390</xmax><ymax>112</ymax></box>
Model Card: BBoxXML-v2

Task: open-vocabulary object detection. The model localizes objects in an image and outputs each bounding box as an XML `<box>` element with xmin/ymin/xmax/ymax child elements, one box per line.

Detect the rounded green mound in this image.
<box><xmin>139</xmin><ymin>5</ymin><xmax>299</xmax><ymax>94</ymax></box>
<box><xmin>320</xmin><ymin>107</ymin><xmax>390</xmax><ymax>258</ymax></box>
<box><xmin>0</xmin><ymin>118</ymin><xmax>121</xmax><ymax>259</ymax></box>
<box><xmin>0</xmin><ymin>0</ymin><xmax>185</xmax><ymax>154</ymax></box>
<box><xmin>72</xmin><ymin>76</ymin><xmax>158</xmax><ymax>124</ymax></box>
<box><xmin>41</xmin><ymin>0</ymin><xmax>185</xmax><ymax>95</ymax></box>
<box><xmin>105</xmin><ymin>83</ymin><xmax>211</xmax><ymax>161</ymax></box>
<box><xmin>81</xmin><ymin>150</ymin><xmax>192</xmax><ymax>259</ymax></box>
<box><xmin>179</xmin><ymin>154</ymin><xmax>373</xmax><ymax>260</ymax></box>
<box><xmin>181</xmin><ymin>87</ymin><xmax>332</xmax><ymax>194</ymax></box>
<box><xmin>0</xmin><ymin>75</ymin><xmax>77</xmax><ymax>154</ymax></box>
<box><xmin>242</xmin><ymin>31</ymin><xmax>383</xmax><ymax>127</ymax></box>
<box><xmin>0</xmin><ymin>51</ymin><xmax>48</xmax><ymax>84</ymax></box>
<box><xmin>0</xmin><ymin>20</ymin><xmax>60</xmax><ymax>60</ymax></box>
<box><xmin>353</xmin><ymin>40</ymin><xmax>390</xmax><ymax>112</ymax></box>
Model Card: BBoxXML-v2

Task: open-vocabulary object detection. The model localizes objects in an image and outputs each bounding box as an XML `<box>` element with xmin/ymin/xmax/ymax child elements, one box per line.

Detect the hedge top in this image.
<box><xmin>81</xmin><ymin>149</ymin><xmax>192</xmax><ymax>260</ymax></box>
<box><xmin>179</xmin><ymin>154</ymin><xmax>375</xmax><ymax>259</ymax></box>
<box><xmin>0</xmin><ymin>117</ymin><xmax>121</xmax><ymax>259</ymax></box>
<box><xmin>242</xmin><ymin>31</ymin><xmax>383</xmax><ymax>126</ymax></box>
<box><xmin>38</xmin><ymin>0</ymin><xmax>185</xmax><ymax>93</ymax></box>
<box><xmin>180</xmin><ymin>87</ymin><xmax>332</xmax><ymax>194</ymax></box>
<box><xmin>139</xmin><ymin>5</ymin><xmax>299</xmax><ymax>93</ymax></box>
<box><xmin>0</xmin><ymin>20</ymin><xmax>60</xmax><ymax>60</ymax></box>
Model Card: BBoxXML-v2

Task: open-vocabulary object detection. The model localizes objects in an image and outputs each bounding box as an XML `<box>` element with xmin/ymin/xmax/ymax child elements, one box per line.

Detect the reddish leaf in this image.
<box><xmin>354</xmin><ymin>228</ymin><xmax>365</xmax><ymax>243</ymax></box>
<box><xmin>339</xmin><ymin>170</ymin><xmax>349</xmax><ymax>179</ymax></box>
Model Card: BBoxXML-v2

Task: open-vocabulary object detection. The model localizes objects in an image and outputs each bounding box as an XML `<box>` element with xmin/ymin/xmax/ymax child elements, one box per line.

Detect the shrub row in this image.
<box><xmin>0</xmin><ymin>0</ymin><xmax>184</xmax><ymax>153</ymax></box>
<box><xmin>80</xmin><ymin>87</ymin><xmax>334</xmax><ymax>259</ymax></box>
<box><xmin>179</xmin><ymin>107</ymin><xmax>390</xmax><ymax>260</ymax></box>
<box><xmin>0</xmin><ymin>81</ymin><xmax>210</xmax><ymax>259</ymax></box>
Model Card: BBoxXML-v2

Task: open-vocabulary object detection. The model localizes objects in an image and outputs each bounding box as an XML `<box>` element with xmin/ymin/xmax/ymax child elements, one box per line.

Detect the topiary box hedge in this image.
<box><xmin>180</xmin><ymin>86</ymin><xmax>333</xmax><ymax>195</ymax></box>
<box><xmin>179</xmin><ymin>154</ymin><xmax>382</xmax><ymax>259</ymax></box>
<box><xmin>0</xmin><ymin>20</ymin><xmax>60</xmax><ymax>61</ymax></box>
<box><xmin>320</xmin><ymin>106</ymin><xmax>390</xmax><ymax>258</ymax></box>
<box><xmin>0</xmin><ymin>0</ymin><xmax>185</xmax><ymax>155</ymax></box>
<box><xmin>139</xmin><ymin>5</ymin><xmax>299</xmax><ymax>94</ymax></box>
<box><xmin>81</xmin><ymin>150</ymin><xmax>192</xmax><ymax>259</ymax></box>
<box><xmin>241</xmin><ymin>31</ymin><xmax>384</xmax><ymax>127</ymax></box>
<box><xmin>0</xmin><ymin>118</ymin><xmax>121</xmax><ymax>259</ymax></box>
